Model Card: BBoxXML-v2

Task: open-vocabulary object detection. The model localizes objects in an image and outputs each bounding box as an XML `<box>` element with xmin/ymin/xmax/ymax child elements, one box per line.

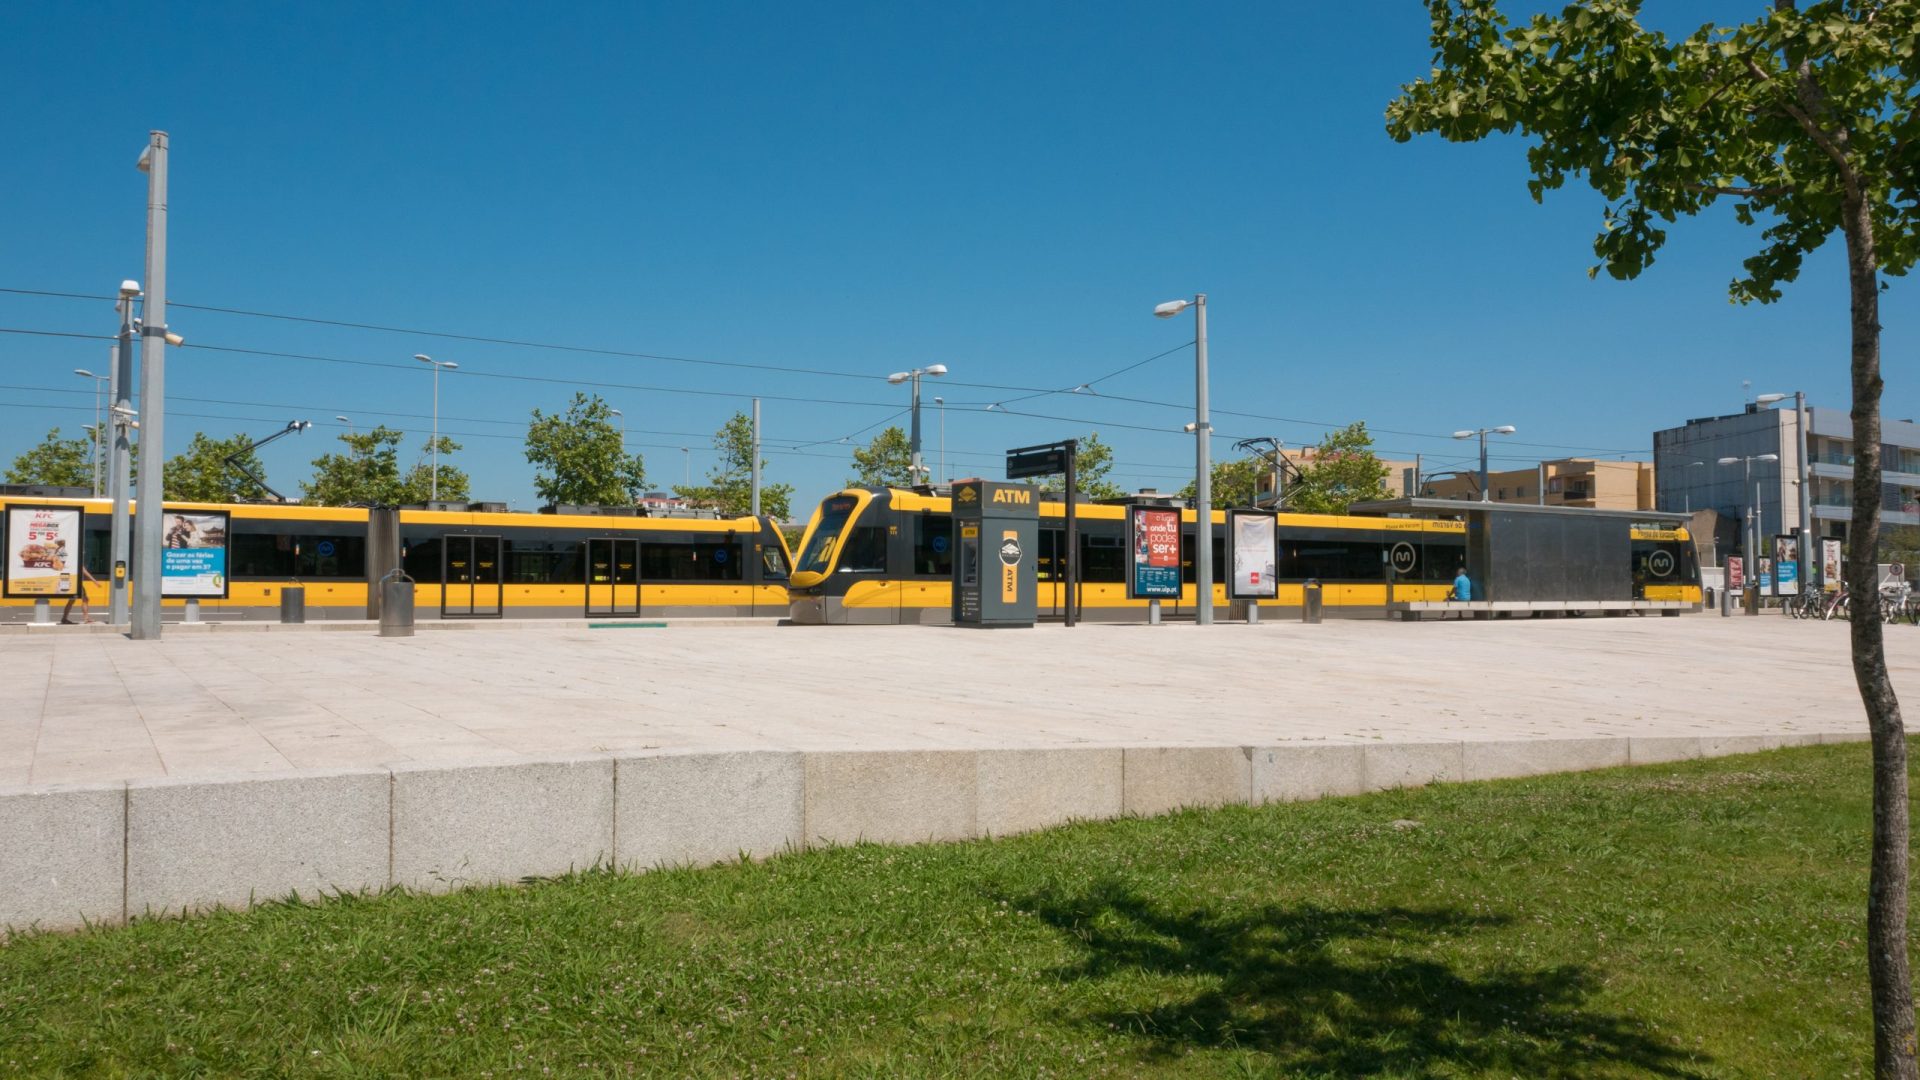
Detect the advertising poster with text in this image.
<box><xmin>1823</xmin><ymin>539</ymin><xmax>1843</xmax><ymax>591</ymax></box>
<box><xmin>1773</xmin><ymin>535</ymin><xmax>1800</xmax><ymax>596</ymax></box>
<box><xmin>160</xmin><ymin>511</ymin><xmax>231</xmax><ymax>598</ymax></box>
<box><xmin>1727</xmin><ymin>556</ymin><xmax>1744</xmax><ymax>592</ymax></box>
<box><xmin>1129</xmin><ymin>507</ymin><xmax>1182</xmax><ymax>599</ymax></box>
<box><xmin>1229</xmin><ymin>512</ymin><xmax>1276</xmax><ymax>598</ymax></box>
<box><xmin>4</xmin><ymin>505</ymin><xmax>83</xmax><ymax>598</ymax></box>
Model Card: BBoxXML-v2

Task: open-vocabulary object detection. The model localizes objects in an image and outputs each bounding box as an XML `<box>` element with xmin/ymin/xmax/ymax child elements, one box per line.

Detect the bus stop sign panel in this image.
<box><xmin>951</xmin><ymin>480</ymin><xmax>1038</xmax><ymax>628</ymax></box>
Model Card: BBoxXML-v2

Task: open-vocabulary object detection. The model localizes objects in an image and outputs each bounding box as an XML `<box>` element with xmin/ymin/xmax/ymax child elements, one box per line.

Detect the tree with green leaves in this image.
<box><xmin>524</xmin><ymin>393</ymin><xmax>646</xmax><ymax>508</ymax></box>
<box><xmin>1287</xmin><ymin>423</ymin><xmax>1390</xmax><ymax>515</ymax></box>
<box><xmin>849</xmin><ymin>426</ymin><xmax>915</xmax><ymax>488</ymax></box>
<box><xmin>304</xmin><ymin>427</ymin><xmax>470</xmax><ymax>505</ymax></box>
<box><xmin>1034</xmin><ymin>432</ymin><xmax>1127</xmax><ymax>501</ymax></box>
<box><xmin>163</xmin><ymin>432</ymin><xmax>271</xmax><ymax>503</ymax></box>
<box><xmin>676</xmin><ymin>411</ymin><xmax>793</xmax><ymax>520</ymax></box>
<box><xmin>1180</xmin><ymin>456</ymin><xmax>1269</xmax><ymax>509</ymax></box>
<box><xmin>4</xmin><ymin>427</ymin><xmax>93</xmax><ymax>488</ymax></box>
<box><xmin>1389</xmin><ymin>3</ymin><xmax>1919</xmax><ymax>1069</ymax></box>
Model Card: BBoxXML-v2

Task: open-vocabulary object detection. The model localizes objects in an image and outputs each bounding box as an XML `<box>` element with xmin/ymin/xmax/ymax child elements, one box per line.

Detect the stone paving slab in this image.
<box><xmin>1</xmin><ymin>616</ymin><xmax>1909</xmax><ymax>789</ymax></box>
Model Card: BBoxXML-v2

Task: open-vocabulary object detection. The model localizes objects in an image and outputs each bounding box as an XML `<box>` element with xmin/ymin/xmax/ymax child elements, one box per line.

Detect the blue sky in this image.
<box><xmin>2</xmin><ymin>1</ymin><xmax>1911</xmax><ymax>515</ymax></box>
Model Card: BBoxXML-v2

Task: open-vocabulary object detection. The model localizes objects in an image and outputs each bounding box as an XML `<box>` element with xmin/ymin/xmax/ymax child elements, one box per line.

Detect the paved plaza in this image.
<box><xmin>4</xmin><ymin>615</ymin><xmax>1910</xmax><ymax>790</ymax></box>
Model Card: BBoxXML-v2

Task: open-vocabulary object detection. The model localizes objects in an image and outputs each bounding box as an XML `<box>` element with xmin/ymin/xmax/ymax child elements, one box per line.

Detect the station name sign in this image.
<box><xmin>1006</xmin><ymin>444</ymin><xmax>1070</xmax><ymax>480</ymax></box>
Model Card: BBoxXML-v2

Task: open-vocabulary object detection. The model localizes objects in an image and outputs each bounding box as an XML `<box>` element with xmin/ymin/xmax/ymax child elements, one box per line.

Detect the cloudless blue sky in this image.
<box><xmin>3</xmin><ymin>1</ymin><xmax>1912</xmax><ymax>515</ymax></box>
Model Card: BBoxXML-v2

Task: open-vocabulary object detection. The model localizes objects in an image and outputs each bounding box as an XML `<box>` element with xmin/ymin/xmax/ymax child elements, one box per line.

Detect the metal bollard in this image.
<box><xmin>1744</xmin><ymin>585</ymin><xmax>1760</xmax><ymax>616</ymax></box>
<box><xmin>1720</xmin><ymin>584</ymin><xmax>1731</xmax><ymax>617</ymax></box>
<box><xmin>1302</xmin><ymin>580</ymin><xmax>1323</xmax><ymax>624</ymax></box>
<box><xmin>280</xmin><ymin>585</ymin><xmax>306</xmax><ymax>624</ymax></box>
<box><xmin>378</xmin><ymin>570</ymin><xmax>415</xmax><ymax>638</ymax></box>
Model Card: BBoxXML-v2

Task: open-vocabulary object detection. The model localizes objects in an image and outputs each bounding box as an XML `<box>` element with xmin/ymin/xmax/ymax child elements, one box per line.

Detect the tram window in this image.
<box><xmin>84</xmin><ymin>527</ymin><xmax>110</xmax><ymax>577</ymax></box>
<box><xmin>1179</xmin><ymin>532</ymin><xmax>1228</xmax><ymax>584</ymax></box>
<box><xmin>506</xmin><ymin>541</ymin><xmax>581</xmax><ymax>584</ymax></box>
<box><xmin>1080</xmin><ymin>533</ymin><xmax>1125</xmax><ymax>583</ymax></box>
<box><xmin>835</xmin><ymin>526</ymin><xmax>887</xmax><ymax>573</ymax></box>
<box><xmin>1420</xmin><ymin>541</ymin><xmax>1465</xmax><ymax>582</ymax></box>
<box><xmin>1036</xmin><ymin>528</ymin><xmax>1061</xmax><ymax>582</ymax></box>
<box><xmin>402</xmin><ymin>537</ymin><xmax>441</xmax><ymax>581</ymax></box>
<box><xmin>231</xmin><ymin>533</ymin><xmax>296</xmax><ymax>577</ymax></box>
<box><xmin>760</xmin><ymin>545</ymin><xmax>789</xmax><ymax>580</ymax></box>
<box><xmin>297</xmin><ymin>536</ymin><xmax>366</xmax><ymax>579</ymax></box>
<box><xmin>796</xmin><ymin>496</ymin><xmax>859</xmax><ymax>574</ymax></box>
<box><xmin>640</xmin><ymin>541</ymin><xmax>745</xmax><ymax>581</ymax></box>
<box><xmin>1279</xmin><ymin>540</ymin><xmax>1383</xmax><ymax>581</ymax></box>
<box><xmin>912</xmin><ymin>515</ymin><xmax>953</xmax><ymax>578</ymax></box>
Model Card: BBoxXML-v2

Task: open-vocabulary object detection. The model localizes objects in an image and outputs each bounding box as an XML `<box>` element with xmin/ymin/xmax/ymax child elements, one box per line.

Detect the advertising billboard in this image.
<box><xmin>1228</xmin><ymin>511</ymin><xmax>1276</xmax><ymax>599</ymax></box>
<box><xmin>1727</xmin><ymin>555</ymin><xmax>1744</xmax><ymax>592</ymax></box>
<box><xmin>4</xmin><ymin>504</ymin><xmax>83</xmax><ymax>598</ymax></box>
<box><xmin>1773</xmin><ymin>534</ymin><xmax>1800</xmax><ymax>596</ymax></box>
<box><xmin>160</xmin><ymin>510</ymin><xmax>231</xmax><ymax>599</ymax></box>
<box><xmin>1128</xmin><ymin>507</ymin><xmax>1182</xmax><ymax>600</ymax></box>
<box><xmin>1823</xmin><ymin>539</ymin><xmax>1843</xmax><ymax>592</ymax></box>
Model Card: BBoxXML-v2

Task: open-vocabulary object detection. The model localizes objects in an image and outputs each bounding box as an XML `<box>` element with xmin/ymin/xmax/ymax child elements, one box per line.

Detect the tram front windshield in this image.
<box><xmin>796</xmin><ymin>495</ymin><xmax>861</xmax><ymax>574</ymax></box>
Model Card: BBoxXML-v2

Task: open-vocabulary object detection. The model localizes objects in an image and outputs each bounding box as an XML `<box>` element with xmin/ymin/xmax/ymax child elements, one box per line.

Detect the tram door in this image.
<box><xmin>442</xmin><ymin>535</ymin><xmax>503</xmax><ymax>618</ymax></box>
<box><xmin>585</xmin><ymin>537</ymin><xmax>640</xmax><ymax>616</ymax></box>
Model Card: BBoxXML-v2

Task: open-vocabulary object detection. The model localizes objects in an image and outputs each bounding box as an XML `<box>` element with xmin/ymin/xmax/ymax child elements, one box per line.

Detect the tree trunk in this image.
<box><xmin>1842</xmin><ymin>189</ymin><xmax>1917</xmax><ymax>1079</ymax></box>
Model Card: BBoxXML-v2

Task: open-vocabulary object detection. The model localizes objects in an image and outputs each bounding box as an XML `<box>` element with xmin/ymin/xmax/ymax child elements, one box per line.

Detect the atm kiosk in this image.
<box><xmin>950</xmin><ymin>479</ymin><xmax>1038</xmax><ymax>628</ymax></box>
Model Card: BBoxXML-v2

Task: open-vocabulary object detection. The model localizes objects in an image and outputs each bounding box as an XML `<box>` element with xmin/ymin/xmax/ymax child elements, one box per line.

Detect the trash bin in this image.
<box><xmin>1302</xmin><ymin>579</ymin><xmax>1323</xmax><ymax>624</ymax></box>
<box><xmin>280</xmin><ymin>586</ymin><xmax>306</xmax><ymax>624</ymax></box>
<box><xmin>379</xmin><ymin>571</ymin><xmax>415</xmax><ymax>638</ymax></box>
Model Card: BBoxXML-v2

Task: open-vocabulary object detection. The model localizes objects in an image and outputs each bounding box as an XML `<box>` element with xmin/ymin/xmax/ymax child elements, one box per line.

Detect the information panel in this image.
<box><xmin>1773</xmin><ymin>534</ymin><xmax>1800</xmax><ymax>596</ymax></box>
<box><xmin>1228</xmin><ymin>511</ymin><xmax>1276</xmax><ymax>599</ymax></box>
<box><xmin>1823</xmin><ymin>538</ymin><xmax>1844</xmax><ymax>592</ymax></box>
<box><xmin>4</xmin><ymin>504</ymin><xmax>83</xmax><ymax>598</ymax></box>
<box><xmin>160</xmin><ymin>510</ymin><xmax>231</xmax><ymax>599</ymax></box>
<box><xmin>1128</xmin><ymin>507</ymin><xmax>1182</xmax><ymax>600</ymax></box>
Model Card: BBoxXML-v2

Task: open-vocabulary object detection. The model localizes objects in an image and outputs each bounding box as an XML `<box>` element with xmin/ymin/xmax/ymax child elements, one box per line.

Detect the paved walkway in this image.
<box><xmin>3</xmin><ymin>616</ymin><xmax>1911</xmax><ymax>790</ymax></box>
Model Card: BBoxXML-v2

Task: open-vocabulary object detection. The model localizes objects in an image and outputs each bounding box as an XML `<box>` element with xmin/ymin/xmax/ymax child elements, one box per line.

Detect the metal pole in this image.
<box><xmin>1064</xmin><ymin>441</ymin><xmax>1077</xmax><ymax>628</ymax></box>
<box><xmin>1478</xmin><ymin>430</ymin><xmax>1490</xmax><ymax>502</ymax></box>
<box><xmin>89</xmin><ymin>375</ymin><xmax>103</xmax><ymax>497</ymax></box>
<box><xmin>682</xmin><ymin>447</ymin><xmax>690</xmax><ymax>485</ymax></box>
<box><xmin>1537</xmin><ymin>461</ymin><xmax>1545</xmax><ymax>506</ymax></box>
<box><xmin>429</xmin><ymin>362</ymin><xmax>441</xmax><ymax>503</ymax></box>
<box><xmin>908</xmin><ymin>372</ymin><xmax>924</xmax><ymax>484</ymax></box>
<box><xmin>750</xmin><ymin>397</ymin><xmax>761</xmax><ymax>518</ymax></box>
<box><xmin>937</xmin><ymin>397</ymin><xmax>946</xmax><ymax>485</ymax></box>
<box><xmin>1796</xmin><ymin>391</ymin><xmax>1815</xmax><ymax>587</ymax></box>
<box><xmin>110</xmin><ymin>291</ymin><xmax>135</xmax><ymax>625</ymax></box>
<box><xmin>131</xmin><ymin>131</ymin><xmax>168</xmax><ymax>641</ymax></box>
<box><xmin>1194</xmin><ymin>294</ymin><xmax>1213</xmax><ymax>626</ymax></box>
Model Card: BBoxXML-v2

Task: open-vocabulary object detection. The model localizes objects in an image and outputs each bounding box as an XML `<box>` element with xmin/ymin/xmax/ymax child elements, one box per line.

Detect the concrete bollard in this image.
<box><xmin>280</xmin><ymin>586</ymin><xmax>306</xmax><ymax>624</ymax></box>
<box><xmin>1302</xmin><ymin>580</ymin><xmax>1323</xmax><ymax>624</ymax></box>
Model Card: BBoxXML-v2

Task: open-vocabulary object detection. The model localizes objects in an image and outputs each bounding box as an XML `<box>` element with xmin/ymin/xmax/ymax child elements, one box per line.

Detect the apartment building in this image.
<box><xmin>1416</xmin><ymin>458</ymin><xmax>1655</xmax><ymax>510</ymax></box>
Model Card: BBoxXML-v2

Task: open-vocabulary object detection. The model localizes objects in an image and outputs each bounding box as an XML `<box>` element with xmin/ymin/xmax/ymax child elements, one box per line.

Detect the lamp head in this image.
<box><xmin>933</xmin><ymin>396</ymin><xmax>943</xmax><ymax>405</ymax></box>
<box><xmin>414</xmin><ymin>354</ymin><xmax>432</xmax><ymax>364</ymax></box>
<box><xmin>335</xmin><ymin>415</ymin><xmax>350</xmax><ymax>423</ymax></box>
<box><xmin>118</xmin><ymin>280</ymin><xmax>141</xmax><ymax>298</ymax></box>
<box><xmin>74</xmin><ymin>368</ymin><xmax>95</xmax><ymax>378</ymax></box>
<box><xmin>1183</xmin><ymin>422</ymin><xmax>1197</xmax><ymax>433</ymax></box>
<box><xmin>1153</xmin><ymin>300</ymin><xmax>1190</xmax><ymax>318</ymax></box>
<box><xmin>1717</xmin><ymin>456</ymin><xmax>1740</xmax><ymax>465</ymax></box>
<box><xmin>1756</xmin><ymin>392</ymin><xmax>1788</xmax><ymax>405</ymax></box>
<box><xmin>1494</xmin><ymin>425</ymin><xmax>1517</xmax><ymax>435</ymax></box>
<box><xmin>1452</xmin><ymin>430</ymin><xmax>1475</xmax><ymax>439</ymax></box>
<box><xmin>925</xmin><ymin>364</ymin><xmax>948</xmax><ymax>377</ymax></box>
<box><xmin>442</xmin><ymin>361</ymin><xmax>458</xmax><ymax>370</ymax></box>
<box><xmin>1756</xmin><ymin>453</ymin><xmax>1779</xmax><ymax>462</ymax></box>
<box><xmin>163</xmin><ymin>331</ymin><xmax>184</xmax><ymax>347</ymax></box>
<box><xmin>609</xmin><ymin>408</ymin><xmax>623</xmax><ymax>417</ymax></box>
<box><xmin>887</xmin><ymin>372</ymin><xmax>910</xmax><ymax>384</ymax></box>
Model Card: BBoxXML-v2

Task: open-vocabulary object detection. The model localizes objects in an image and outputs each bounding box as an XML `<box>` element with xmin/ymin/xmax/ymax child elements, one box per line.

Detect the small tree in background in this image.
<box><xmin>849</xmin><ymin>426</ymin><xmax>916</xmax><ymax>488</ymax></box>
<box><xmin>1180</xmin><ymin>456</ymin><xmax>1268</xmax><ymax>509</ymax></box>
<box><xmin>677</xmin><ymin>411</ymin><xmax>793</xmax><ymax>519</ymax></box>
<box><xmin>305</xmin><ymin>428</ymin><xmax>469</xmax><ymax>505</ymax></box>
<box><xmin>524</xmin><ymin>393</ymin><xmax>646</xmax><ymax>508</ymax></box>
<box><xmin>1034</xmin><ymin>432</ymin><xmax>1126</xmax><ymax>501</ymax></box>
<box><xmin>163</xmin><ymin>432</ymin><xmax>270</xmax><ymax>503</ymax></box>
<box><xmin>4</xmin><ymin>427</ymin><xmax>93</xmax><ymax>488</ymax></box>
<box><xmin>1288</xmin><ymin>423</ymin><xmax>1389</xmax><ymax>515</ymax></box>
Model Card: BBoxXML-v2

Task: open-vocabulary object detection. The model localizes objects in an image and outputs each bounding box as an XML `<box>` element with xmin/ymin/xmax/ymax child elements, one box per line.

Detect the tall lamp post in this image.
<box><xmin>73</xmin><ymin>368</ymin><xmax>109</xmax><ymax>496</ymax></box>
<box><xmin>414</xmin><ymin>354</ymin><xmax>458</xmax><ymax>502</ymax></box>
<box><xmin>1682</xmin><ymin>461</ymin><xmax>1706</xmax><ymax>513</ymax></box>
<box><xmin>1154</xmin><ymin>294</ymin><xmax>1213</xmax><ymax>625</ymax></box>
<box><xmin>131</xmin><ymin>131</ymin><xmax>180</xmax><ymax>641</ymax></box>
<box><xmin>1453</xmin><ymin>425</ymin><xmax>1517</xmax><ymax>501</ymax></box>
<box><xmin>108</xmin><ymin>280</ymin><xmax>140</xmax><ymax>626</ymax></box>
<box><xmin>887</xmin><ymin>365</ymin><xmax>948</xmax><ymax>485</ymax></box>
<box><xmin>1718</xmin><ymin>452</ymin><xmax>1780</xmax><ymax>574</ymax></box>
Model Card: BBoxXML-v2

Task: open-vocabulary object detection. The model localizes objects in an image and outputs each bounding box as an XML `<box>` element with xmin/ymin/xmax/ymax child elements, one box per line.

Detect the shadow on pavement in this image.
<box><xmin>1013</xmin><ymin>880</ymin><xmax>1702</xmax><ymax>1078</ymax></box>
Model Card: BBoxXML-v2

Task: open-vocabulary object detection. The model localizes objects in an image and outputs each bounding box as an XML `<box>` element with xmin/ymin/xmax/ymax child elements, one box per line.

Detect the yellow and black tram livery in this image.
<box><xmin>786</xmin><ymin>486</ymin><xmax>1702</xmax><ymax>624</ymax></box>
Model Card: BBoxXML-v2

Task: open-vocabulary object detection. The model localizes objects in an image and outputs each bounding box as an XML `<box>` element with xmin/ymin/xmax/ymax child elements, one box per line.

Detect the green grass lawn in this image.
<box><xmin>0</xmin><ymin>743</ymin><xmax>1903</xmax><ymax>1078</ymax></box>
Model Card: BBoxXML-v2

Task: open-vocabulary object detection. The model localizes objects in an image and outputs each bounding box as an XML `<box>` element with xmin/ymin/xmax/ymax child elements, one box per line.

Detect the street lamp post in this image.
<box><xmin>1754</xmin><ymin>391</ymin><xmax>1818</xmax><ymax>588</ymax></box>
<box><xmin>1154</xmin><ymin>295</ymin><xmax>1213</xmax><ymax>625</ymax></box>
<box><xmin>681</xmin><ymin>447</ymin><xmax>691</xmax><ymax>486</ymax></box>
<box><xmin>1683</xmin><ymin>461</ymin><xmax>1706</xmax><ymax>513</ymax></box>
<box><xmin>1718</xmin><ymin>452</ymin><xmax>1780</xmax><ymax>578</ymax></box>
<box><xmin>933</xmin><ymin>396</ymin><xmax>945</xmax><ymax>486</ymax></box>
<box><xmin>1453</xmin><ymin>425</ymin><xmax>1518</xmax><ymax>502</ymax></box>
<box><xmin>414</xmin><ymin>354</ymin><xmax>458</xmax><ymax>502</ymax></box>
<box><xmin>73</xmin><ymin>368</ymin><xmax>109</xmax><ymax>496</ymax></box>
<box><xmin>109</xmin><ymin>280</ymin><xmax>139</xmax><ymax>626</ymax></box>
<box><xmin>131</xmin><ymin>131</ymin><xmax>170</xmax><ymax>641</ymax></box>
<box><xmin>335</xmin><ymin>415</ymin><xmax>353</xmax><ymax>436</ymax></box>
<box><xmin>887</xmin><ymin>365</ymin><xmax>948</xmax><ymax>485</ymax></box>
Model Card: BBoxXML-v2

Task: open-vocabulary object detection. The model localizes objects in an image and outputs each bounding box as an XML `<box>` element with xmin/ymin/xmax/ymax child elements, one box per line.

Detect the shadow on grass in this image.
<box><xmin>1015</xmin><ymin>881</ymin><xmax>1701</xmax><ymax>1078</ymax></box>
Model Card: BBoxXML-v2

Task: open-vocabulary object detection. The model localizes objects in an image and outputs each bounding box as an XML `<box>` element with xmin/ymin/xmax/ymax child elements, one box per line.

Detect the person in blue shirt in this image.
<box><xmin>1451</xmin><ymin>567</ymin><xmax>1472</xmax><ymax>618</ymax></box>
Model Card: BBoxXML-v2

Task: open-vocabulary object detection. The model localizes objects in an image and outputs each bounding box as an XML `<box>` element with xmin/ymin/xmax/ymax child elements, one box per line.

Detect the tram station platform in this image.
<box><xmin>3</xmin><ymin>616</ymin><xmax>1908</xmax><ymax>933</ymax></box>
